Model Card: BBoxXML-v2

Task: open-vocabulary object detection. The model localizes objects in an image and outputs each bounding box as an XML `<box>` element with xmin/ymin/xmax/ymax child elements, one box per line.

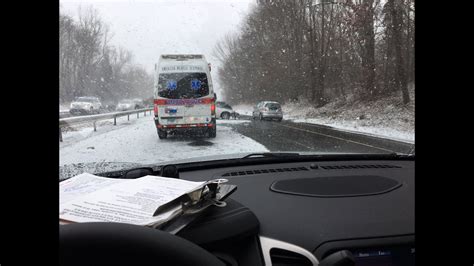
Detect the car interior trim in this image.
<box><xmin>259</xmin><ymin>235</ymin><xmax>319</xmax><ymax>266</ymax></box>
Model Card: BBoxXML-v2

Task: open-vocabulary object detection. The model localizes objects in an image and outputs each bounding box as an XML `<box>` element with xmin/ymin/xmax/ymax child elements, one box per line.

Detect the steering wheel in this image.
<box><xmin>60</xmin><ymin>222</ymin><xmax>225</xmax><ymax>266</ymax></box>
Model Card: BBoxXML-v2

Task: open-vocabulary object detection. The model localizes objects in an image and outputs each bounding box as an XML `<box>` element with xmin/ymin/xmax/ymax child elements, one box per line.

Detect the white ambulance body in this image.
<box><xmin>153</xmin><ymin>54</ymin><xmax>216</xmax><ymax>139</ymax></box>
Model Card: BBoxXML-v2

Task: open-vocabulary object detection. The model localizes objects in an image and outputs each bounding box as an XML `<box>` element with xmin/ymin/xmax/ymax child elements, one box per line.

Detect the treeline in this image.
<box><xmin>214</xmin><ymin>0</ymin><xmax>414</xmax><ymax>106</ymax></box>
<box><xmin>60</xmin><ymin>7</ymin><xmax>153</xmax><ymax>104</ymax></box>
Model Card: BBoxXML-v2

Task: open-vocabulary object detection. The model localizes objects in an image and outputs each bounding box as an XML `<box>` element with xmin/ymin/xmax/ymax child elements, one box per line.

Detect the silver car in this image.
<box><xmin>116</xmin><ymin>100</ymin><xmax>135</xmax><ymax>111</ymax></box>
<box><xmin>252</xmin><ymin>101</ymin><xmax>283</xmax><ymax>121</ymax></box>
<box><xmin>70</xmin><ymin>96</ymin><xmax>102</xmax><ymax>115</ymax></box>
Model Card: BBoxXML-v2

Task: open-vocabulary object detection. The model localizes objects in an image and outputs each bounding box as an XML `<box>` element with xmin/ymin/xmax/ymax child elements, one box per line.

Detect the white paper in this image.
<box><xmin>60</xmin><ymin>173</ymin><xmax>129</xmax><ymax>207</ymax></box>
<box><xmin>60</xmin><ymin>175</ymin><xmax>205</xmax><ymax>226</ymax></box>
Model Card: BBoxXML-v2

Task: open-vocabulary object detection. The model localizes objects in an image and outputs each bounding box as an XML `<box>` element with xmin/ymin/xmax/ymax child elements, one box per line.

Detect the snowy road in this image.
<box><xmin>226</xmin><ymin>119</ymin><xmax>413</xmax><ymax>154</ymax></box>
<box><xmin>60</xmin><ymin>113</ymin><xmax>413</xmax><ymax>179</ymax></box>
<box><xmin>60</xmin><ymin>116</ymin><xmax>268</xmax><ymax>166</ymax></box>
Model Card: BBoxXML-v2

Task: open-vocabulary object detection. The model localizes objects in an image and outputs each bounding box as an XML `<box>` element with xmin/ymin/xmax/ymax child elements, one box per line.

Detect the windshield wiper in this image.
<box><xmin>242</xmin><ymin>152</ymin><xmax>301</xmax><ymax>159</ymax></box>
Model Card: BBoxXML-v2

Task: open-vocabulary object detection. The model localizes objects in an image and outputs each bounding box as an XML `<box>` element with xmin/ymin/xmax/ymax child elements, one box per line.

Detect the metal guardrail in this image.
<box><xmin>59</xmin><ymin>108</ymin><xmax>153</xmax><ymax>142</ymax></box>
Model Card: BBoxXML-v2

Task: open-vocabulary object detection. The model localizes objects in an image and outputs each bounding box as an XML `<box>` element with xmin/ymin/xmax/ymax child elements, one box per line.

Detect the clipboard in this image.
<box><xmin>59</xmin><ymin>175</ymin><xmax>237</xmax><ymax>231</ymax></box>
<box><xmin>153</xmin><ymin>180</ymin><xmax>237</xmax><ymax>234</ymax></box>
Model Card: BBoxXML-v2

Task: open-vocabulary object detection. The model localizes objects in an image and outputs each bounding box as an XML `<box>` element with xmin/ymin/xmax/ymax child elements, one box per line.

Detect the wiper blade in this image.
<box><xmin>242</xmin><ymin>152</ymin><xmax>301</xmax><ymax>159</ymax></box>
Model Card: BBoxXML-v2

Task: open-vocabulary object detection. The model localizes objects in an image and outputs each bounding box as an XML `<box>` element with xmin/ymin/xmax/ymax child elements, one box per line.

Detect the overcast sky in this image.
<box><xmin>60</xmin><ymin>0</ymin><xmax>255</xmax><ymax>95</ymax></box>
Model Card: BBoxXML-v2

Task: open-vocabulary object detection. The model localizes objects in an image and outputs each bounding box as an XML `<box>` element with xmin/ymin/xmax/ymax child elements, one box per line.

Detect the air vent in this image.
<box><xmin>221</xmin><ymin>167</ymin><xmax>309</xmax><ymax>177</ymax></box>
<box><xmin>320</xmin><ymin>164</ymin><xmax>401</xmax><ymax>170</ymax></box>
<box><xmin>270</xmin><ymin>248</ymin><xmax>312</xmax><ymax>266</ymax></box>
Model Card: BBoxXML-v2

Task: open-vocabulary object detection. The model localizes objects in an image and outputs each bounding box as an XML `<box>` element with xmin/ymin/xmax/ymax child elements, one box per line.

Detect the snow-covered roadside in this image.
<box><xmin>60</xmin><ymin>116</ymin><xmax>268</xmax><ymax>166</ymax></box>
<box><xmin>60</xmin><ymin>115</ymin><xmax>139</xmax><ymax>147</ymax></box>
<box><xmin>283</xmin><ymin>87</ymin><xmax>415</xmax><ymax>143</ymax></box>
<box><xmin>292</xmin><ymin>118</ymin><xmax>413</xmax><ymax>143</ymax></box>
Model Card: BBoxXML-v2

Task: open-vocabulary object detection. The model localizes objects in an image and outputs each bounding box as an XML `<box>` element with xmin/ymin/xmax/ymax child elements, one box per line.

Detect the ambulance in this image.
<box><xmin>153</xmin><ymin>54</ymin><xmax>216</xmax><ymax>139</ymax></box>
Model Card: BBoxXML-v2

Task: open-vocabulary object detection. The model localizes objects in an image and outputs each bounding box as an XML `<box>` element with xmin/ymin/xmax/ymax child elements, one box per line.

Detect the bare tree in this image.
<box><xmin>388</xmin><ymin>0</ymin><xmax>409</xmax><ymax>103</ymax></box>
<box><xmin>60</xmin><ymin>6</ymin><xmax>153</xmax><ymax>104</ymax></box>
<box><xmin>214</xmin><ymin>0</ymin><xmax>414</xmax><ymax>106</ymax></box>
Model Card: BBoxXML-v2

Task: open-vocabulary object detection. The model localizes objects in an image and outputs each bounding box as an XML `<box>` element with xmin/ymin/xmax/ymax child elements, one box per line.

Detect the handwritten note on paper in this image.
<box><xmin>60</xmin><ymin>175</ymin><xmax>205</xmax><ymax>226</ymax></box>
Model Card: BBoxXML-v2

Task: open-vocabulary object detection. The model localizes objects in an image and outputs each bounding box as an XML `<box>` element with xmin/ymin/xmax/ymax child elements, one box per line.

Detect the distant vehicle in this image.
<box><xmin>153</xmin><ymin>54</ymin><xmax>216</xmax><ymax>139</ymax></box>
<box><xmin>116</xmin><ymin>99</ymin><xmax>145</xmax><ymax>111</ymax></box>
<box><xmin>131</xmin><ymin>98</ymin><xmax>145</xmax><ymax>109</ymax></box>
<box><xmin>70</xmin><ymin>96</ymin><xmax>102</xmax><ymax>115</ymax></box>
<box><xmin>116</xmin><ymin>99</ymin><xmax>135</xmax><ymax>111</ymax></box>
<box><xmin>252</xmin><ymin>101</ymin><xmax>283</xmax><ymax>122</ymax></box>
<box><xmin>216</xmin><ymin>101</ymin><xmax>238</xmax><ymax>120</ymax></box>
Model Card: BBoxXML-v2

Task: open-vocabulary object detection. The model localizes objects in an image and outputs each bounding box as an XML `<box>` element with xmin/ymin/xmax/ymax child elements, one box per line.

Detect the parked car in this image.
<box><xmin>252</xmin><ymin>101</ymin><xmax>283</xmax><ymax>121</ymax></box>
<box><xmin>216</xmin><ymin>101</ymin><xmax>238</xmax><ymax>119</ymax></box>
<box><xmin>70</xmin><ymin>96</ymin><xmax>102</xmax><ymax>115</ymax></box>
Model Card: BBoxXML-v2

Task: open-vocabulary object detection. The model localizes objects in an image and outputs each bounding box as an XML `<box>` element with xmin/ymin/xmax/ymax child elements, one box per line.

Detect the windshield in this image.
<box><xmin>265</xmin><ymin>103</ymin><xmax>281</xmax><ymax>110</ymax></box>
<box><xmin>157</xmin><ymin>73</ymin><xmax>209</xmax><ymax>99</ymax></box>
<box><xmin>60</xmin><ymin>0</ymin><xmax>414</xmax><ymax>179</ymax></box>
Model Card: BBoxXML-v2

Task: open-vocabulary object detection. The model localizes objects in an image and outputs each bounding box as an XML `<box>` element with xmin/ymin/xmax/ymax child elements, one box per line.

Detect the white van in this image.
<box><xmin>153</xmin><ymin>54</ymin><xmax>216</xmax><ymax>139</ymax></box>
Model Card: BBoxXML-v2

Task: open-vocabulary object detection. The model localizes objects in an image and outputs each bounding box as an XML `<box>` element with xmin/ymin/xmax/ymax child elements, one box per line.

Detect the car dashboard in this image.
<box><xmin>175</xmin><ymin>159</ymin><xmax>415</xmax><ymax>266</ymax></box>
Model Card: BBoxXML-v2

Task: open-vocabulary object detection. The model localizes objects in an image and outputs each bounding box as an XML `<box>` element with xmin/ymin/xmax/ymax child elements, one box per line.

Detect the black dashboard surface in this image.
<box><xmin>180</xmin><ymin>160</ymin><xmax>414</xmax><ymax>257</ymax></box>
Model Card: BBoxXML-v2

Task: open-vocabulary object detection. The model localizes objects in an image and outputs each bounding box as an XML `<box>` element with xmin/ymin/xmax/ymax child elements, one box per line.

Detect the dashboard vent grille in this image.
<box><xmin>270</xmin><ymin>248</ymin><xmax>312</xmax><ymax>266</ymax></box>
<box><xmin>320</xmin><ymin>164</ymin><xmax>401</xmax><ymax>170</ymax></box>
<box><xmin>221</xmin><ymin>167</ymin><xmax>309</xmax><ymax>177</ymax></box>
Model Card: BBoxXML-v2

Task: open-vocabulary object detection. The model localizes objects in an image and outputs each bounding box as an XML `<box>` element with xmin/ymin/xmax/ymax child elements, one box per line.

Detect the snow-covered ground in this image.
<box><xmin>282</xmin><ymin>87</ymin><xmax>414</xmax><ymax>143</ymax></box>
<box><xmin>60</xmin><ymin>116</ymin><xmax>267</xmax><ymax>167</ymax></box>
<box><xmin>291</xmin><ymin>118</ymin><xmax>413</xmax><ymax>143</ymax></box>
<box><xmin>60</xmin><ymin>104</ymin><xmax>70</xmax><ymax>113</ymax></box>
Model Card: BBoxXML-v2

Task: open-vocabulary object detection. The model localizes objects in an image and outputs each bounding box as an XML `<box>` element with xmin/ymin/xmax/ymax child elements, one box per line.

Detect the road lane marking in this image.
<box><xmin>279</xmin><ymin>123</ymin><xmax>396</xmax><ymax>153</ymax></box>
<box><xmin>300</xmin><ymin>122</ymin><xmax>414</xmax><ymax>145</ymax></box>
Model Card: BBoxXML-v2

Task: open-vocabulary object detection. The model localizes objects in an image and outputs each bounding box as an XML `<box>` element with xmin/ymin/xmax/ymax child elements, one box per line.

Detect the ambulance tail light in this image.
<box><xmin>211</xmin><ymin>103</ymin><xmax>216</xmax><ymax>115</ymax></box>
<box><xmin>154</xmin><ymin>104</ymin><xmax>158</xmax><ymax>116</ymax></box>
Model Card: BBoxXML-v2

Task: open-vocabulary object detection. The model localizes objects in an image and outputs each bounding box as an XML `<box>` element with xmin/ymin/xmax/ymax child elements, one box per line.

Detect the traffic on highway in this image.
<box><xmin>59</xmin><ymin>1</ymin><xmax>415</xmax><ymax>265</ymax></box>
